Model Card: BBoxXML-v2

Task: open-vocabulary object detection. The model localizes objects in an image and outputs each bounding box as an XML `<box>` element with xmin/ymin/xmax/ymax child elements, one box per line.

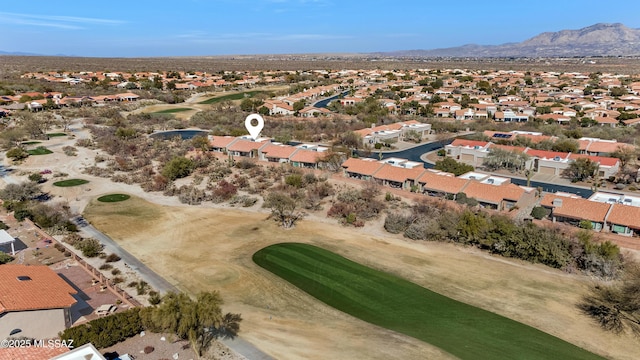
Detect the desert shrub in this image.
<box><xmin>235</xmin><ymin>159</ymin><xmax>256</xmax><ymax>169</ymax></box>
<box><xmin>105</xmin><ymin>253</ymin><xmax>121</xmax><ymax>262</ymax></box>
<box><xmin>530</xmin><ymin>206</ymin><xmax>551</xmax><ymax>220</ymax></box>
<box><xmin>329</xmin><ymin>184</ymin><xmax>385</xmax><ymax>225</ymax></box>
<box><xmin>384</xmin><ymin>213</ymin><xmax>413</xmax><ymax>234</ymax></box>
<box><xmin>0</xmin><ymin>181</ymin><xmax>43</xmax><ymax>202</ymax></box>
<box><xmin>28</xmin><ymin>173</ymin><xmax>44</xmax><ymax>183</ymax></box>
<box><xmin>6</xmin><ymin>147</ymin><xmax>29</xmax><ymax>160</ymax></box>
<box><xmin>62</xmin><ymin>146</ymin><xmax>78</xmax><ymax>156</ymax></box>
<box><xmin>0</xmin><ymin>221</ymin><xmax>7</xmax><ymax>230</ymax></box>
<box><xmin>162</xmin><ymin>156</ymin><xmax>195</xmax><ymax>180</ymax></box>
<box><xmin>579</xmin><ymin>220</ymin><xmax>594</xmax><ymax>230</ymax></box>
<box><xmin>128</xmin><ymin>281</ymin><xmax>139</xmax><ymax>288</ymax></box>
<box><xmin>54</xmin><ymin>243</ymin><xmax>66</xmax><ymax>252</ymax></box>
<box><xmin>63</xmin><ymin>233</ymin><xmax>83</xmax><ymax>246</ymax></box>
<box><xmin>112</xmin><ymin>276</ymin><xmax>125</xmax><ymax>284</ymax></box>
<box><xmin>111</xmin><ymin>268</ymin><xmax>121</xmax><ymax>276</ymax></box>
<box><xmin>579</xmin><ymin>260</ymin><xmax>639</xmax><ymax>335</ymax></box>
<box><xmin>230</xmin><ymin>195</ymin><xmax>257</xmax><ymax>207</ymax></box>
<box><xmin>176</xmin><ymin>185</ymin><xmax>208</xmax><ymax>205</ymax></box>
<box><xmin>59</xmin><ymin>308</ymin><xmax>143</xmax><ymax>349</ymax></box>
<box><xmin>455</xmin><ymin>192</ymin><xmax>478</xmax><ymax>207</ymax></box>
<box><xmin>303</xmin><ymin>172</ymin><xmax>318</xmax><ymax>185</ymax></box>
<box><xmin>99</xmin><ymin>264</ymin><xmax>113</xmax><ymax>270</ymax></box>
<box><xmin>136</xmin><ymin>281</ymin><xmax>149</xmax><ymax>295</ymax></box>
<box><xmin>75</xmin><ymin>138</ymin><xmax>94</xmax><ymax>148</ymax></box>
<box><xmin>144</xmin><ymin>346</ymin><xmax>154</xmax><ymax>354</ymax></box>
<box><xmin>211</xmin><ymin>180</ymin><xmax>237</xmax><ymax>202</ymax></box>
<box><xmin>148</xmin><ymin>291</ymin><xmax>162</xmax><ymax>306</ymax></box>
<box><xmin>74</xmin><ymin>238</ymin><xmax>103</xmax><ymax>258</ymax></box>
<box><xmin>13</xmin><ymin>209</ymin><xmax>31</xmax><ymax>222</ymax></box>
<box><xmin>285</xmin><ymin>174</ymin><xmax>303</xmax><ymax>188</ymax></box>
<box><xmin>0</xmin><ymin>251</ymin><xmax>14</xmax><ymax>264</ymax></box>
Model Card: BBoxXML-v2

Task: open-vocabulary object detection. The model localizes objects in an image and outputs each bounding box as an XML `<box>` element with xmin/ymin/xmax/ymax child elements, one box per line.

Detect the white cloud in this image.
<box><xmin>0</xmin><ymin>12</ymin><xmax>124</xmax><ymax>30</ymax></box>
<box><xmin>269</xmin><ymin>33</ymin><xmax>352</xmax><ymax>41</ymax></box>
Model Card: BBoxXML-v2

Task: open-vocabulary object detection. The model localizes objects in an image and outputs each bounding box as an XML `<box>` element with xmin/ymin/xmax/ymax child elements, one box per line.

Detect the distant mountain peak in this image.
<box><xmin>382</xmin><ymin>23</ymin><xmax>640</xmax><ymax>58</ymax></box>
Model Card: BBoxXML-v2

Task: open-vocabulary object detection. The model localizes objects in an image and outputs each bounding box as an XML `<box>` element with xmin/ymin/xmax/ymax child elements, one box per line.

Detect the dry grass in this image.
<box><xmin>83</xmin><ymin>196</ymin><xmax>640</xmax><ymax>360</ymax></box>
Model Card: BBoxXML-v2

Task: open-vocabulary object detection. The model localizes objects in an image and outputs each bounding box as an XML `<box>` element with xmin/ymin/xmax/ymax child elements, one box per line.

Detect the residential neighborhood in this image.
<box><xmin>3</xmin><ymin>61</ymin><xmax>640</xmax><ymax>360</ymax></box>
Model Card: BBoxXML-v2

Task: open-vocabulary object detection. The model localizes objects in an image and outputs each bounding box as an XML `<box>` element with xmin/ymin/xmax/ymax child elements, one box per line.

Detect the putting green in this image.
<box><xmin>53</xmin><ymin>179</ymin><xmax>89</xmax><ymax>187</ymax></box>
<box><xmin>97</xmin><ymin>194</ymin><xmax>131</xmax><ymax>203</ymax></box>
<box><xmin>27</xmin><ymin>147</ymin><xmax>53</xmax><ymax>155</ymax></box>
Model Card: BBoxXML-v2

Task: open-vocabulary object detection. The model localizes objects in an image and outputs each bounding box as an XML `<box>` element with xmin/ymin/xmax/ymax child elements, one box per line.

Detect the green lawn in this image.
<box><xmin>253</xmin><ymin>243</ymin><xmax>604</xmax><ymax>360</ymax></box>
<box><xmin>97</xmin><ymin>194</ymin><xmax>131</xmax><ymax>203</ymax></box>
<box><xmin>27</xmin><ymin>146</ymin><xmax>53</xmax><ymax>155</ymax></box>
<box><xmin>53</xmin><ymin>179</ymin><xmax>89</xmax><ymax>187</ymax></box>
<box><xmin>198</xmin><ymin>90</ymin><xmax>271</xmax><ymax>104</ymax></box>
<box><xmin>152</xmin><ymin>108</ymin><xmax>193</xmax><ymax>114</ymax></box>
<box><xmin>47</xmin><ymin>132</ymin><xmax>67</xmax><ymax>137</ymax></box>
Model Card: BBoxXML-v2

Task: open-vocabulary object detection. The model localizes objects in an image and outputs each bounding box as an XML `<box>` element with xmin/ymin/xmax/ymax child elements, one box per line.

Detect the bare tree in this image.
<box><xmin>264</xmin><ymin>191</ymin><xmax>305</xmax><ymax>228</ymax></box>
<box><xmin>579</xmin><ymin>261</ymin><xmax>640</xmax><ymax>335</ymax></box>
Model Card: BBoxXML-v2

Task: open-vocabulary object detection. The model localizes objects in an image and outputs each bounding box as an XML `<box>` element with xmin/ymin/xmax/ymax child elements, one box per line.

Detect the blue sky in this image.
<box><xmin>2</xmin><ymin>0</ymin><xmax>640</xmax><ymax>57</ymax></box>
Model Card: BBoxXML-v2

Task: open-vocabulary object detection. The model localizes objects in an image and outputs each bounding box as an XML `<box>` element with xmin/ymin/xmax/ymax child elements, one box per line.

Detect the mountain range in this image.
<box><xmin>382</xmin><ymin>23</ymin><xmax>640</xmax><ymax>58</ymax></box>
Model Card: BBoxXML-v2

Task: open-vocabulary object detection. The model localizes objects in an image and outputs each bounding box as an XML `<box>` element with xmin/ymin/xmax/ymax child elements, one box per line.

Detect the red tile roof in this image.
<box><xmin>290</xmin><ymin>149</ymin><xmax>325</xmax><ymax>164</ymax></box>
<box><xmin>524</xmin><ymin>149</ymin><xmax>569</xmax><ymax>160</ymax></box>
<box><xmin>227</xmin><ymin>139</ymin><xmax>268</xmax><ymax>153</ymax></box>
<box><xmin>209</xmin><ymin>136</ymin><xmax>237</xmax><ymax>148</ymax></box>
<box><xmin>488</xmin><ymin>143</ymin><xmax>526</xmax><ymax>153</ymax></box>
<box><xmin>0</xmin><ymin>265</ymin><xmax>77</xmax><ymax>313</ymax></box>
<box><xmin>372</xmin><ymin>164</ymin><xmax>425</xmax><ymax>183</ymax></box>
<box><xmin>607</xmin><ymin>204</ymin><xmax>640</xmax><ymax>229</ymax></box>
<box><xmin>463</xmin><ymin>182</ymin><xmax>524</xmax><ymax>204</ymax></box>
<box><xmin>449</xmin><ymin>139</ymin><xmax>489</xmax><ymax>148</ymax></box>
<box><xmin>569</xmin><ymin>154</ymin><xmax>619</xmax><ymax>167</ymax></box>
<box><xmin>261</xmin><ymin>144</ymin><xmax>298</xmax><ymax>159</ymax></box>
<box><xmin>418</xmin><ymin>172</ymin><xmax>469</xmax><ymax>194</ymax></box>
<box><xmin>341</xmin><ymin>158</ymin><xmax>384</xmax><ymax>176</ymax></box>
<box><xmin>0</xmin><ymin>347</ymin><xmax>69</xmax><ymax>360</ymax></box>
<box><xmin>542</xmin><ymin>195</ymin><xmax>611</xmax><ymax>222</ymax></box>
<box><xmin>584</xmin><ymin>140</ymin><xmax>635</xmax><ymax>154</ymax></box>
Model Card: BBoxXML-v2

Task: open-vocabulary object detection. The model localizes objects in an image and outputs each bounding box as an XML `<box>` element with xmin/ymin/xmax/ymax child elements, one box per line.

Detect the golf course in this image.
<box><xmin>254</xmin><ymin>243</ymin><xmax>603</xmax><ymax>360</ymax></box>
<box><xmin>83</xmin><ymin>195</ymin><xmax>635</xmax><ymax>360</ymax></box>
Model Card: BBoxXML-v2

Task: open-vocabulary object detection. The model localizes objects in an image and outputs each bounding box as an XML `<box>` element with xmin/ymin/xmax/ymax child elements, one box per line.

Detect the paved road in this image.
<box><xmin>312</xmin><ymin>90</ymin><xmax>349</xmax><ymax>108</ymax></box>
<box><xmin>73</xmin><ymin>217</ymin><xmax>179</xmax><ymax>294</ymax></box>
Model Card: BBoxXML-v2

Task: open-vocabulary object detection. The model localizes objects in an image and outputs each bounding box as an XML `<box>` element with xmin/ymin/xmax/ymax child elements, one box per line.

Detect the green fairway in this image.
<box><xmin>198</xmin><ymin>90</ymin><xmax>271</xmax><ymax>104</ymax></box>
<box><xmin>27</xmin><ymin>146</ymin><xmax>53</xmax><ymax>155</ymax></box>
<box><xmin>97</xmin><ymin>194</ymin><xmax>131</xmax><ymax>202</ymax></box>
<box><xmin>152</xmin><ymin>107</ymin><xmax>193</xmax><ymax>114</ymax></box>
<box><xmin>47</xmin><ymin>132</ymin><xmax>67</xmax><ymax>137</ymax></box>
<box><xmin>53</xmin><ymin>179</ymin><xmax>89</xmax><ymax>187</ymax></box>
<box><xmin>253</xmin><ymin>243</ymin><xmax>604</xmax><ymax>360</ymax></box>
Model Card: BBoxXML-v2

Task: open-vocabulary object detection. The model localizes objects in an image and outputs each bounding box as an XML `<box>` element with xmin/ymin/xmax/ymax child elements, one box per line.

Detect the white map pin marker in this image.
<box><xmin>245</xmin><ymin>114</ymin><xmax>264</xmax><ymax>141</ymax></box>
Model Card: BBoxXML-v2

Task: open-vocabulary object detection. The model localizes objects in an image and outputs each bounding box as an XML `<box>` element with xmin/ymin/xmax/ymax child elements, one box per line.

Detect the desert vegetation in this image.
<box><xmin>0</xmin><ymin>182</ymin><xmax>77</xmax><ymax>233</ymax></box>
<box><xmin>383</xmin><ymin>199</ymin><xmax>622</xmax><ymax>278</ymax></box>
<box><xmin>580</xmin><ymin>260</ymin><xmax>640</xmax><ymax>336</ymax></box>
